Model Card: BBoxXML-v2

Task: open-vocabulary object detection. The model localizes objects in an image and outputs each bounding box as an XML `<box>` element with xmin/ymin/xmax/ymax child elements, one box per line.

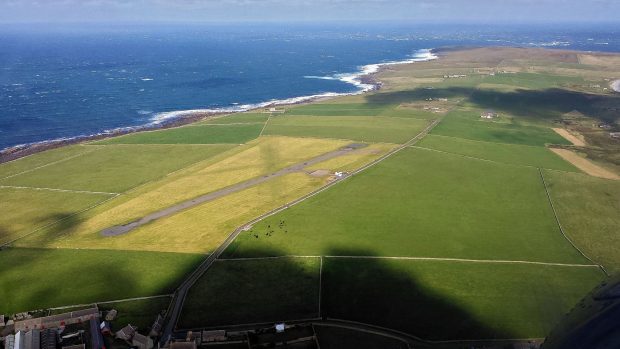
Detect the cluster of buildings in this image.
<box><xmin>443</xmin><ymin>74</ymin><xmax>468</xmax><ymax>79</ymax></box>
<box><xmin>167</xmin><ymin>323</ymin><xmax>318</xmax><ymax>349</ymax></box>
<box><xmin>262</xmin><ymin>107</ymin><xmax>285</xmax><ymax>114</ymax></box>
<box><xmin>1</xmin><ymin>309</ymin><xmax>101</xmax><ymax>349</ymax></box>
<box><xmin>1</xmin><ymin>308</ymin><xmax>162</xmax><ymax>349</ymax></box>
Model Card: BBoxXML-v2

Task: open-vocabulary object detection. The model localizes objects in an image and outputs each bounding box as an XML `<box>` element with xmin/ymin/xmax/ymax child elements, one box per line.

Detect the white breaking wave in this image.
<box><xmin>2</xmin><ymin>49</ymin><xmax>438</xmax><ymax>154</ymax></box>
<box><xmin>148</xmin><ymin>49</ymin><xmax>437</xmax><ymax>124</ymax></box>
<box><xmin>303</xmin><ymin>75</ymin><xmax>339</xmax><ymax>81</ymax></box>
<box><xmin>305</xmin><ymin>48</ymin><xmax>438</xmax><ymax>93</ymax></box>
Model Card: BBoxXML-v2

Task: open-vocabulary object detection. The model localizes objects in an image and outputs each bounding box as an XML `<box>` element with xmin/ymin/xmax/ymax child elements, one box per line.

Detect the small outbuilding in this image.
<box><xmin>132</xmin><ymin>333</ymin><xmax>153</xmax><ymax>349</ymax></box>
<box><xmin>481</xmin><ymin>110</ymin><xmax>497</xmax><ymax>119</ymax></box>
<box><xmin>115</xmin><ymin>325</ymin><xmax>137</xmax><ymax>342</ymax></box>
<box><xmin>275</xmin><ymin>324</ymin><xmax>286</xmax><ymax>333</ymax></box>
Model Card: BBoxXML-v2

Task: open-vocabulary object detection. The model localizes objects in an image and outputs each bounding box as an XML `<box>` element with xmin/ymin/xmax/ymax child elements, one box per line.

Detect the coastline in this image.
<box><xmin>0</xmin><ymin>49</ymin><xmax>438</xmax><ymax>164</ymax></box>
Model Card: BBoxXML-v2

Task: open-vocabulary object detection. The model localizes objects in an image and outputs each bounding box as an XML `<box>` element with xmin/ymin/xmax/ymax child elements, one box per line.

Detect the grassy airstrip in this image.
<box><xmin>1</xmin><ymin>47</ymin><xmax>619</xmax><ymax>344</ymax></box>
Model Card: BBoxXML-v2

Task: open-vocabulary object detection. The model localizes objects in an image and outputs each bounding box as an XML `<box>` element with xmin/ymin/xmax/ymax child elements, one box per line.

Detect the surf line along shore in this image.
<box><xmin>611</xmin><ymin>79</ymin><xmax>620</xmax><ymax>93</ymax></box>
<box><xmin>0</xmin><ymin>49</ymin><xmax>437</xmax><ymax>164</ymax></box>
<box><xmin>100</xmin><ymin>143</ymin><xmax>368</xmax><ymax>237</ymax></box>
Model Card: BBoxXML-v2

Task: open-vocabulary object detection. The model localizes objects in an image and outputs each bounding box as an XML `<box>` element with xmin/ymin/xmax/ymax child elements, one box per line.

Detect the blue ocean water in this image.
<box><xmin>0</xmin><ymin>22</ymin><xmax>619</xmax><ymax>150</ymax></box>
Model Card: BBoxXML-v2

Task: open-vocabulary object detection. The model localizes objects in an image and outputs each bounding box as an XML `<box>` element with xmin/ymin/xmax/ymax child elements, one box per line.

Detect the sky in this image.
<box><xmin>0</xmin><ymin>0</ymin><xmax>618</xmax><ymax>24</ymax></box>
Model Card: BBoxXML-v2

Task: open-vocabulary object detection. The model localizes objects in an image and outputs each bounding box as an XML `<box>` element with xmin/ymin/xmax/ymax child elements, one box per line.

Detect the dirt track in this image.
<box><xmin>100</xmin><ymin>143</ymin><xmax>367</xmax><ymax>237</ymax></box>
<box><xmin>550</xmin><ymin>148</ymin><xmax>619</xmax><ymax>180</ymax></box>
<box><xmin>552</xmin><ymin>128</ymin><xmax>586</xmax><ymax>146</ymax></box>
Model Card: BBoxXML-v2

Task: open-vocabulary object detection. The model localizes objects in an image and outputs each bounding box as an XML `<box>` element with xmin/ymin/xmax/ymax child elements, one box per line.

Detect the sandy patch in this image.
<box><xmin>551</xmin><ymin>148</ymin><xmax>619</xmax><ymax>180</ymax></box>
<box><xmin>553</xmin><ymin>128</ymin><xmax>586</xmax><ymax>146</ymax></box>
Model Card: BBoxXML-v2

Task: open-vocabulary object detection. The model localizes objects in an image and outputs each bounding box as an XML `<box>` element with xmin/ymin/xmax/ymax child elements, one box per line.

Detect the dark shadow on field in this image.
<box><xmin>0</xmin><ymin>247</ymin><xmax>137</xmax><ymax>314</ymax></box>
<box><xmin>16</xmin><ymin>212</ymin><xmax>88</xmax><ymax>247</ymax></box>
<box><xmin>365</xmin><ymin>87</ymin><xmax>620</xmax><ymax>124</ymax></box>
<box><xmin>178</xmin><ymin>252</ymin><xmax>321</xmax><ymax>329</ymax></box>
<box><xmin>0</xmin><ymin>211</ymin><xmax>83</xmax><ymax>248</ymax></box>
<box><xmin>321</xmin><ymin>247</ymin><xmax>513</xmax><ymax>341</ymax></box>
<box><xmin>0</xmin><ymin>243</ymin><xmax>199</xmax><ymax>315</ymax></box>
<box><xmin>181</xmin><ymin>245</ymin><xmax>514</xmax><ymax>341</ymax></box>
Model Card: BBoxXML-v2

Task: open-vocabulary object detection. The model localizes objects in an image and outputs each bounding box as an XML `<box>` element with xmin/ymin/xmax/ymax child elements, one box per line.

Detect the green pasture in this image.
<box><xmin>0</xmin><ymin>247</ymin><xmax>202</xmax><ymax>314</ymax></box>
<box><xmin>263</xmin><ymin>115</ymin><xmax>428</xmax><ymax>143</ymax></box>
<box><xmin>544</xmin><ymin>170</ymin><xmax>620</xmax><ymax>273</ymax></box>
<box><xmin>0</xmin><ymin>145</ymin><xmax>92</xmax><ymax>179</ymax></box>
<box><xmin>322</xmin><ymin>258</ymin><xmax>604</xmax><ymax>340</ymax></box>
<box><xmin>179</xmin><ymin>257</ymin><xmax>320</xmax><ymax>328</ymax></box>
<box><xmin>0</xmin><ymin>187</ymin><xmax>110</xmax><ymax>245</ymax></box>
<box><xmin>198</xmin><ymin>112</ymin><xmax>269</xmax><ymax>125</ymax></box>
<box><xmin>417</xmin><ymin>135</ymin><xmax>578</xmax><ymax>171</ymax></box>
<box><xmin>225</xmin><ymin>148</ymin><xmax>585</xmax><ymax>264</ymax></box>
<box><xmin>95</xmin><ymin>123</ymin><xmax>263</xmax><ymax>145</ymax></box>
<box><xmin>0</xmin><ymin>144</ymin><xmax>234</xmax><ymax>193</ymax></box>
<box><xmin>286</xmin><ymin>103</ymin><xmax>392</xmax><ymax>116</ymax></box>
<box><xmin>431</xmin><ymin>113</ymin><xmax>570</xmax><ymax>146</ymax></box>
<box><xmin>481</xmin><ymin>72</ymin><xmax>583</xmax><ymax>90</ymax></box>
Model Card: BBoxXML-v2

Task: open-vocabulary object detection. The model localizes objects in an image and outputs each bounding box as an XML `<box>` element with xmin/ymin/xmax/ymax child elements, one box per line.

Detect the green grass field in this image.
<box><xmin>480</xmin><ymin>72</ymin><xmax>583</xmax><ymax>90</ymax></box>
<box><xmin>264</xmin><ymin>115</ymin><xmax>429</xmax><ymax>143</ymax></box>
<box><xmin>198</xmin><ymin>112</ymin><xmax>269</xmax><ymax>125</ymax></box>
<box><xmin>0</xmin><ymin>146</ymin><xmax>95</xmax><ymax>180</ymax></box>
<box><xmin>286</xmin><ymin>103</ymin><xmax>392</xmax><ymax>116</ymax></box>
<box><xmin>225</xmin><ymin>147</ymin><xmax>585</xmax><ymax>264</ymax></box>
<box><xmin>179</xmin><ymin>257</ymin><xmax>320</xmax><ymax>328</ymax></box>
<box><xmin>0</xmin><ymin>247</ymin><xmax>202</xmax><ymax>314</ymax></box>
<box><xmin>321</xmin><ymin>258</ymin><xmax>604</xmax><ymax>340</ymax></box>
<box><xmin>0</xmin><ymin>144</ymin><xmax>234</xmax><ymax>193</ymax></box>
<box><xmin>417</xmin><ymin>135</ymin><xmax>578</xmax><ymax>171</ymax></box>
<box><xmin>431</xmin><ymin>115</ymin><xmax>570</xmax><ymax>146</ymax></box>
<box><xmin>544</xmin><ymin>170</ymin><xmax>620</xmax><ymax>273</ymax></box>
<box><xmin>94</xmin><ymin>124</ymin><xmax>263</xmax><ymax>145</ymax></box>
<box><xmin>0</xmin><ymin>187</ymin><xmax>111</xmax><ymax>245</ymax></box>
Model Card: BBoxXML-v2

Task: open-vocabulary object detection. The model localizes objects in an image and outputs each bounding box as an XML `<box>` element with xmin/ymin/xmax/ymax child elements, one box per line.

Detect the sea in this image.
<box><xmin>1</xmin><ymin>22</ymin><xmax>619</xmax><ymax>151</ymax></box>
